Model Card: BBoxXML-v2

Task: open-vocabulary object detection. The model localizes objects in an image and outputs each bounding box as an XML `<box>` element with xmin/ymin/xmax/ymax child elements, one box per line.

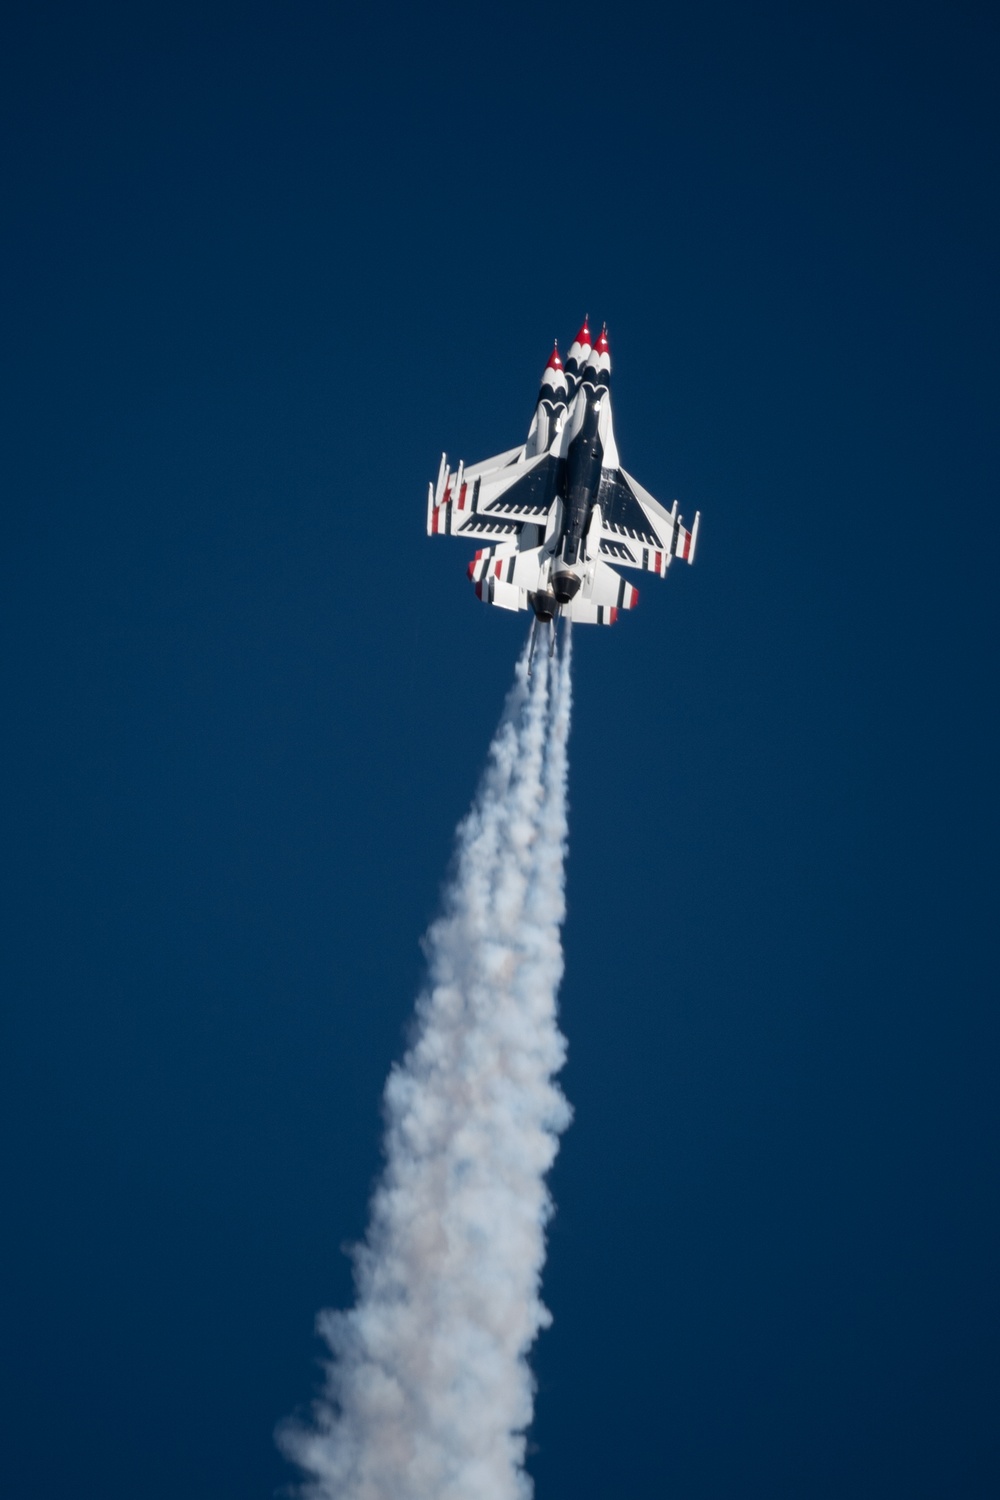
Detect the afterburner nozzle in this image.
<box><xmin>552</xmin><ymin>571</ymin><xmax>581</xmax><ymax>605</ymax></box>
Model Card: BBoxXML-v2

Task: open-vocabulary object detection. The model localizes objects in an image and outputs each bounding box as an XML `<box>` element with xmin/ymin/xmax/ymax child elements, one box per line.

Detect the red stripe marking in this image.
<box><xmin>681</xmin><ymin>530</ymin><xmax>690</xmax><ymax>560</ymax></box>
<box><xmin>431</xmin><ymin>506</ymin><xmax>439</xmax><ymax>534</ymax></box>
<box><xmin>609</xmin><ymin>606</ymin><xmax>618</xmax><ymax>624</ymax></box>
<box><xmin>458</xmin><ymin>483</ymin><xmax>467</xmax><ymax>511</ymax></box>
<box><xmin>494</xmin><ymin>560</ymin><xmax>502</xmax><ymax>578</ymax></box>
<box><xmin>654</xmin><ymin>551</ymin><xmax>662</xmax><ymax>573</ymax></box>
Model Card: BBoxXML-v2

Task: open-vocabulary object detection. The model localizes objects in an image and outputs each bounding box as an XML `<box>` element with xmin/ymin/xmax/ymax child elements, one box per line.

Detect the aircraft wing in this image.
<box><xmin>427</xmin><ymin>451</ymin><xmax>558</xmax><ymax>543</ymax></box>
<box><xmin>593</xmin><ymin>467</ymin><xmax>700</xmax><ymax>575</ymax></box>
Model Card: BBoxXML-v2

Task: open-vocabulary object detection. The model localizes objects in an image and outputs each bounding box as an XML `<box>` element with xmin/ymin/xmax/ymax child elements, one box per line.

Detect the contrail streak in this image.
<box><xmin>280</xmin><ymin>629</ymin><xmax>573</xmax><ymax>1500</ymax></box>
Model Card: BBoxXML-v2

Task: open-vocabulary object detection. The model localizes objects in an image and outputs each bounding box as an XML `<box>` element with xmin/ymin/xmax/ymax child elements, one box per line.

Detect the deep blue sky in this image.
<box><xmin>3</xmin><ymin>2</ymin><xmax>998</xmax><ymax>1496</ymax></box>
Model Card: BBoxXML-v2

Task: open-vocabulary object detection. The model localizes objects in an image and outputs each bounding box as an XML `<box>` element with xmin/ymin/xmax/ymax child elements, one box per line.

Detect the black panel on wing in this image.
<box><xmin>599</xmin><ymin>538</ymin><xmax>638</xmax><ymax>563</ymax></box>
<box><xmin>482</xmin><ymin>455</ymin><xmax>560</xmax><ymax>519</ymax></box>
<box><xmin>460</xmin><ymin>516</ymin><xmax>521</xmax><ymax>535</ymax></box>
<box><xmin>598</xmin><ymin>471</ymin><xmax>664</xmax><ymax>547</ymax></box>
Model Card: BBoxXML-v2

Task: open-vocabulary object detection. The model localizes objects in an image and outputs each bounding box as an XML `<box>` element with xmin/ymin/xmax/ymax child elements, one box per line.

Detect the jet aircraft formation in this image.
<box><xmin>427</xmin><ymin>319</ymin><xmax>699</xmax><ymax>651</ymax></box>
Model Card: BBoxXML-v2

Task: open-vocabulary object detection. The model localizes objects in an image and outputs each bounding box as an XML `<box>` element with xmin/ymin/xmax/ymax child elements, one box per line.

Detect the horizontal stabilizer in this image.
<box><xmin>562</xmin><ymin>558</ymin><xmax>639</xmax><ymax>624</ymax></box>
<box><xmin>473</xmin><ymin>576</ymin><xmax>523</xmax><ymax>612</ymax></box>
<box><xmin>465</xmin><ymin>550</ymin><xmax>640</xmax><ymax>624</ymax></box>
<box><xmin>561</xmin><ymin>598</ymin><xmax>624</xmax><ymax>625</ymax></box>
<box><xmin>467</xmin><ymin>545</ymin><xmax>543</xmax><ymax>592</ymax></box>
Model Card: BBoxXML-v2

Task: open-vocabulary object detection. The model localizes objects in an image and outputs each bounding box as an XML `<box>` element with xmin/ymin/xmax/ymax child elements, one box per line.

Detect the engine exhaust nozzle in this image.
<box><xmin>530</xmin><ymin>591</ymin><xmax>558</xmax><ymax>622</ymax></box>
<box><xmin>552</xmin><ymin>571</ymin><xmax>581</xmax><ymax>605</ymax></box>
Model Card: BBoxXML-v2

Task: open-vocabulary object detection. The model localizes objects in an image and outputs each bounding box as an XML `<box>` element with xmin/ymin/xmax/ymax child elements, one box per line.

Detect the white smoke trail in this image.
<box><xmin>280</xmin><ymin>629</ymin><xmax>574</xmax><ymax>1500</ymax></box>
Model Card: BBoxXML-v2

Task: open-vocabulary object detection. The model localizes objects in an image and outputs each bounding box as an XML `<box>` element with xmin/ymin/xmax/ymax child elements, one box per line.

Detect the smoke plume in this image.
<box><xmin>279</xmin><ymin>631</ymin><xmax>574</xmax><ymax>1500</ymax></box>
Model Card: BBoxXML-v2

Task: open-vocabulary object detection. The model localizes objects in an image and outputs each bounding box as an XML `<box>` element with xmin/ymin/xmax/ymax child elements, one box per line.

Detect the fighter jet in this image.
<box><xmin>426</xmin><ymin>320</ymin><xmax>700</xmax><ymax>638</ymax></box>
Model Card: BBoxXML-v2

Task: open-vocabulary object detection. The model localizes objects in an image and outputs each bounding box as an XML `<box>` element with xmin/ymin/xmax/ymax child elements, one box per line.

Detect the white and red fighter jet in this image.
<box><xmin>427</xmin><ymin>319</ymin><xmax>700</xmax><ymax>635</ymax></box>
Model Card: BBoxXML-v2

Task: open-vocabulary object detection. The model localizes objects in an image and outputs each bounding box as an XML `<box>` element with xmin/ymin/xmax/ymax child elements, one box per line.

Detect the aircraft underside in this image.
<box><xmin>427</xmin><ymin>319</ymin><xmax>699</xmax><ymax>627</ymax></box>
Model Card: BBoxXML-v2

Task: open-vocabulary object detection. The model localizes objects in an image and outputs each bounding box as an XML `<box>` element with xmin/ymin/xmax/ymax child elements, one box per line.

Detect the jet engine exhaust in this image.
<box><xmin>530</xmin><ymin>590</ymin><xmax>558</xmax><ymax>622</ymax></box>
<box><xmin>279</xmin><ymin>629</ymin><xmax>574</xmax><ymax>1500</ymax></box>
<box><xmin>552</xmin><ymin>571</ymin><xmax>580</xmax><ymax>605</ymax></box>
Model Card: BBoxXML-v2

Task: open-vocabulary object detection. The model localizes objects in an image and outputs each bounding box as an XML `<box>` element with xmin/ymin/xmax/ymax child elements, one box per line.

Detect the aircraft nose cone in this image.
<box><xmin>585</xmin><ymin>323</ymin><xmax>611</xmax><ymax>386</ymax></box>
<box><xmin>545</xmin><ymin>341</ymin><xmax>563</xmax><ymax>371</ymax></box>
